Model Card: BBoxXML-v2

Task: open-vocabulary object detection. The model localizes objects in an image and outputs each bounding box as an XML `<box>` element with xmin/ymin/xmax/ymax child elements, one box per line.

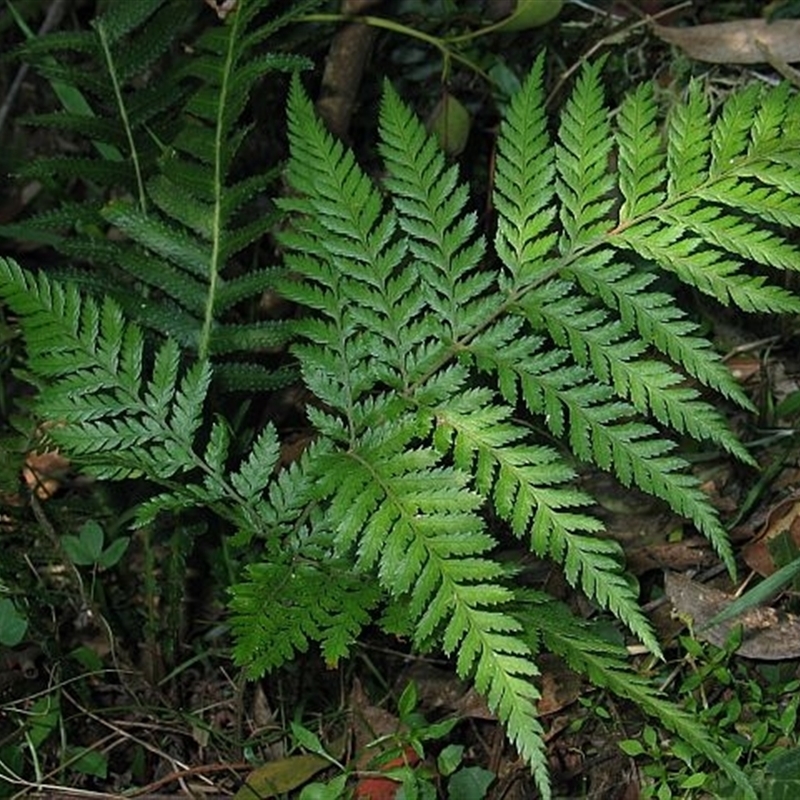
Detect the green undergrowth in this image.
<box><xmin>3</xmin><ymin>1</ymin><xmax>800</xmax><ymax>797</ymax></box>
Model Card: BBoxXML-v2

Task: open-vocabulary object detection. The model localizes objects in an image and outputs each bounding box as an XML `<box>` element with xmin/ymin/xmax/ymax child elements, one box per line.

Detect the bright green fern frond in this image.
<box><xmin>616</xmin><ymin>222</ymin><xmax>800</xmax><ymax>313</ymax></box>
<box><xmin>666</xmin><ymin>80</ymin><xmax>711</xmax><ymax>197</ymax></box>
<box><xmin>431</xmin><ymin>388</ymin><xmax>659</xmax><ymax>652</ymax></box>
<box><xmin>709</xmin><ymin>83</ymin><xmax>762</xmax><ymax>176</ymax></box>
<box><xmin>748</xmin><ymin>79</ymin><xmax>792</xmax><ymax>153</ymax></box>
<box><xmin>698</xmin><ymin>176</ymin><xmax>800</xmax><ymax>229</ymax></box>
<box><xmin>659</xmin><ymin>199</ymin><xmax>800</xmax><ymax>273</ymax></box>
<box><xmin>279</xmin><ymin>76</ymin><xmax>554</xmax><ymax>790</ymax></box>
<box><xmin>379</xmin><ymin>80</ymin><xmax>490</xmax><ymax>341</ymax></box>
<box><xmin>278</xmin><ymin>75</ymin><xmax>413</xmax><ymax>400</ymax></box>
<box><xmin>315</xmin><ymin>437</ymin><xmax>550</xmax><ymax>792</ymax></box>
<box><xmin>611</xmin><ymin>78</ymin><xmax>800</xmax><ymax>314</ymax></box>
<box><xmin>566</xmin><ymin>257</ymin><xmax>752</xmax><ymax>408</ymax></box>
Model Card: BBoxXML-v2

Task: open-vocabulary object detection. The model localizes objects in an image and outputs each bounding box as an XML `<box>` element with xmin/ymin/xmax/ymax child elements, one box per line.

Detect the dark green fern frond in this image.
<box><xmin>231</xmin><ymin>559</ymin><xmax>382</xmax><ymax>675</ymax></box>
<box><xmin>3</xmin><ymin>0</ymin><xmax>319</xmax><ymax>393</ymax></box>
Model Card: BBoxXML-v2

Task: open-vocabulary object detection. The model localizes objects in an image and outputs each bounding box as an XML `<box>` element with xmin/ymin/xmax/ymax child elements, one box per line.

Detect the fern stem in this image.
<box><xmin>93</xmin><ymin>20</ymin><xmax>146</xmax><ymax>213</ymax></box>
<box><xmin>199</xmin><ymin>0</ymin><xmax>242</xmax><ymax>361</ymax></box>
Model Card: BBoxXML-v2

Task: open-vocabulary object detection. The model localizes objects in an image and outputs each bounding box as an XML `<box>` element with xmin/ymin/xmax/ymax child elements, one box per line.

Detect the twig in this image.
<box><xmin>546</xmin><ymin>1</ymin><xmax>693</xmax><ymax>108</ymax></box>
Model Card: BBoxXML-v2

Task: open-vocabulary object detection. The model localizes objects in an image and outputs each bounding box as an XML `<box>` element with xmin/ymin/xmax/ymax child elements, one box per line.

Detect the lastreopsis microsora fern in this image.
<box><xmin>3</xmin><ymin>51</ymin><xmax>800</xmax><ymax>798</ymax></box>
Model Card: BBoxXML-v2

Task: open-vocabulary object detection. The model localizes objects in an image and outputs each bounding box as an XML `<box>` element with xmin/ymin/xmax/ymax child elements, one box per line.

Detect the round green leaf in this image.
<box><xmin>0</xmin><ymin>598</ymin><xmax>28</xmax><ymax>646</ymax></box>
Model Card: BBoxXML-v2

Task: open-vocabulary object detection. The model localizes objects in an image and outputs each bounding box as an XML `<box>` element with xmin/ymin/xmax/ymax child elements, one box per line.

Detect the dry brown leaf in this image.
<box><xmin>22</xmin><ymin>450</ymin><xmax>71</xmax><ymax>499</ymax></box>
<box><xmin>396</xmin><ymin>662</ymin><xmax>493</xmax><ymax>720</ymax></box>
<box><xmin>665</xmin><ymin>572</ymin><xmax>800</xmax><ymax>660</ymax></box>
<box><xmin>741</xmin><ymin>493</ymin><xmax>800</xmax><ymax>577</ymax></box>
<box><xmin>652</xmin><ymin>19</ymin><xmax>800</xmax><ymax>64</ymax></box>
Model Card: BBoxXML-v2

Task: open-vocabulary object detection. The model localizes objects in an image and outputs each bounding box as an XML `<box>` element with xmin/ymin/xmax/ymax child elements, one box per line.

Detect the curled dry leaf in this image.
<box><xmin>652</xmin><ymin>19</ymin><xmax>800</xmax><ymax>64</ymax></box>
<box><xmin>665</xmin><ymin>572</ymin><xmax>800</xmax><ymax>660</ymax></box>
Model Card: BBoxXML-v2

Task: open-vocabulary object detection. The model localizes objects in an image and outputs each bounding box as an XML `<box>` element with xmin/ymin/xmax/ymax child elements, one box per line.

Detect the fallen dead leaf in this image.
<box><xmin>652</xmin><ymin>19</ymin><xmax>800</xmax><ymax>64</ymax></box>
<box><xmin>396</xmin><ymin>662</ymin><xmax>493</xmax><ymax>720</ymax></box>
<box><xmin>353</xmin><ymin>747</ymin><xmax>420</xmax><ymax>800</ymax></box>
<box><xmin>740</xmin><ymin>492</ymin><xmax>800</xmax><ymax>577</ymax></box>
<box><xmin>234</xmin><ymin>754</ymin><xmax>330</xmax><ymax>800</ymax></box>
<box><xmin>665</xmin><ymin>572</ymin><xmax>800</xmax><ymax>660</ymax></box>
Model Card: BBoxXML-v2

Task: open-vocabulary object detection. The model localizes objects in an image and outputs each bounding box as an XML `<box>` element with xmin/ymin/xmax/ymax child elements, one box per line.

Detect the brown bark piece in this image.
<box><xmin>317</xmin><ymin>0</ymin><xmax>382</xmax><ymax>141</ymax></box>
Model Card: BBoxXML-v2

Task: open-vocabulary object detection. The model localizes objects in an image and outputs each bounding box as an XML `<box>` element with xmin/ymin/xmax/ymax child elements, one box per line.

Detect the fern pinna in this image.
<box><xmin>3</xmin><ymin>54</ymin><xmax>799</xmax><ymax>797</ymax></box>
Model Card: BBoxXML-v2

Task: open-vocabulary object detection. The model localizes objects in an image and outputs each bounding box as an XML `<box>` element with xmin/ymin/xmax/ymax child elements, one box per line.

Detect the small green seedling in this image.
<box><xmin>62</xmin><ymin>520</ymin><xmax>129</xmax><ymax>569</ymax></box>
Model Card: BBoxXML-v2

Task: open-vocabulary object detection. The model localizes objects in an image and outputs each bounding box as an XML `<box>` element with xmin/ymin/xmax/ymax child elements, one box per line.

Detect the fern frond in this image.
<box><xmin>660</xmin><ymin>199</ymin><xmax>800</xmax><ymax>272</ymax></box>
<box><xmin>18</xmin><ymin>156</ymin><xmax>136</xmax><ymax>185</ymax></box>
<box><xmin>697</xmin><ymin>176</ymin><xmax>800</xmax><ymax>229</ymax></box>
<box><xmin>8</xmin><ymin>0</ymin><xmax>314</xmax><ymax>394</ymax></box>
<box><xmin>612</xmin><ymin>78</ymin><xmax>800</xmax><ymax>314</ymax></box>
<box><xmin>709</xmin><ymin>83</ymin><xmax>762</xmax><ymax>175</ymax></box>
<box><xmin>617</xmin><ymin>82</ymin><xmax>666</xmax><ymax>220</ymax></box>
<box><xmin>617</xmin><ymin>222</ymin><xmax>800</xmax><ymax>313</ymax></box>
<box><xmin>278</xmin><ymin>76</ymin><xmax>552</xmax><ymax>791</ymax></box>
<box><xmin>379</xmin><ymin>80</ymin><xmax>490</xmax><ymax>341</ymax></box>
<box><xmin>666</xmin><ymin>80</ymin><xmax>710</xmax><ymax>196</ymax></box>
<box><xmin>0</xmin><ymin>258</ymin><xmax>207</xmax><ymax>480</ymax></box>
<box><xmin>231</xmin><ymin>559</ymin><xmax>382</xmax><ymax>675</ymax></box>
<box><xmin>566</xmin><ymin>257</ymin><xmax>752</xmax><ymax>408</ymax></box>
<box><xmin>316</xmin><ymin>437</ymin><xmax>550</xmax><ymax>792</ymax></box>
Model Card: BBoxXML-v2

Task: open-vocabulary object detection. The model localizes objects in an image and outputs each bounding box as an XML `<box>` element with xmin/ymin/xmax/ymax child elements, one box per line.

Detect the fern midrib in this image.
<box><xmin>200</xmin><ymin>6</ymin><xmax>241</xmax><ymax>361</ymax></box>
<box><xmin>608</xmin><ymin>148</ymin><xmax>780</xmax><ymax>237</ymax></box>
<box><xmin>94</xmin><ymin>19</ymin><xmax>146</xmax><ymax>211</ymax></box>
